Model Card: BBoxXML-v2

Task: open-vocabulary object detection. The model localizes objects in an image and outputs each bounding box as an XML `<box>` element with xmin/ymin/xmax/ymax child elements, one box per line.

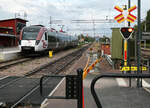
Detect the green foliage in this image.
<box><xmin>99</xmin><ymin>36</ymin><xmax>110</xmax><ymax>43</ymax></box>
<box><xmin>146</xmin><ymin>10</ymin><xmax>150</xmax><ymax>32</ymax></box>
<box><xmin>78</xmin><ymin>34</ymin><xmax>95</xmax><ymax>42</ymax></box>
<box><xmin>133</xmin><ymin>9</ymin><xmax>150</xmax><ymax>33</ymax></box>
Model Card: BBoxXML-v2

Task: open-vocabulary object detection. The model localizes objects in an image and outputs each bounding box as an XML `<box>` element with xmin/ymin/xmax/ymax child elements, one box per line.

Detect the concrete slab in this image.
<box><xmin>41</xmin><ymin>78</ymin><xmax>77</xmax><ymax>108</ymax></box>
<box><xmin>0</xmin><ymin>47</ymin><xmax>20</xmax><ymax>62</ymax></box>
<box><xmin>83</xmin><ymin>73</ymin><xmax>150</xmax><ymax>108</ymax></box>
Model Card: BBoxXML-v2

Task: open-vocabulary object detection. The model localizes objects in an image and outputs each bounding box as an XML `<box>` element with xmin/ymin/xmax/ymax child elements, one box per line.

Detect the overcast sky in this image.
<box><xmin>0</xmin><ymin>0</ymin><xmax>150</xmax><ymax>37</ymax></box>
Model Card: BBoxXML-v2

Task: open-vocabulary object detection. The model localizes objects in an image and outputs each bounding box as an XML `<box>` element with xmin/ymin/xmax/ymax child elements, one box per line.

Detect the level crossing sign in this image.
<box><xmin>114</xmin><ymin>5</ymin><xmax>137</xmax><ymax>23</ymax></box>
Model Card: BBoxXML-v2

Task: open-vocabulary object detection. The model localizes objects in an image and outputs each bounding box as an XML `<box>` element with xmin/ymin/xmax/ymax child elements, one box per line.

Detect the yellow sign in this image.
<box><xmin>120</xmin><ymin>66</ymin><xmax>147</xmax><ymax>71</ymax></box>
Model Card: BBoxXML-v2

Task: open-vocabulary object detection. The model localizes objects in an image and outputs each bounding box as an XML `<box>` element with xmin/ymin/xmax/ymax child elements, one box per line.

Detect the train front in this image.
<box><xmin>19</xmin><ymin>26</ymin><xmax>42</xmax><ymax>53</ymax></box>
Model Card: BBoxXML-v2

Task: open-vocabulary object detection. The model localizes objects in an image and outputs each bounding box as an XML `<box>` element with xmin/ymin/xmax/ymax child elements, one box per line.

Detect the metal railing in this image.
<box><xmin>105</xmin><ymin>54</ymin><xmax>112</xmax><ymax>65</ymax></box>
<box><xmin>40</xmin><ymin>69</ymin><xmax>83</xmax><ymax>108</ymax></box>
<box><xmin>91</xmin><ymin>73</ymin><xmax>150</xmax><ymax>108</ymax></box>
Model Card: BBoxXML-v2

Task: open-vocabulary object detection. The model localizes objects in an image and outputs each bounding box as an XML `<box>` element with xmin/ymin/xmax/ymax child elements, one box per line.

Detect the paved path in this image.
<box><xmin>84</xmin><ymin>72</ymin><xmax>150</xmax><ymax>108</ymax></box>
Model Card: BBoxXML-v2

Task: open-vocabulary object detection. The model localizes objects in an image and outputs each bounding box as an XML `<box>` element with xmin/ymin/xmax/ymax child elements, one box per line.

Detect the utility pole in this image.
<box><xmin>128</xmin><ymin>0</ymin><xmax>131</xmax><ymax>27</ymax></box>
<box><xmin>50</xmin><ymin>16</ymin><xmax>52</xmax><ymax>29</ymax></box>
<box><xmin>145</xmin><ymin>15</ymin><xmax>147</xmax><ymax>32</ymax></box>
<box><xmin>137</xmin><ymin>0</ymin><xmax>142</xmax><ymax>88</ymax></box>
<box><xmin>128</xmin><ymin>0</ymin><xmax>131</xmax><ymax>87</ymax></box>
<box><xmin>93</xmin><ymin>20</ymin><xmax>96</xmax><ymax>38</ymax></box>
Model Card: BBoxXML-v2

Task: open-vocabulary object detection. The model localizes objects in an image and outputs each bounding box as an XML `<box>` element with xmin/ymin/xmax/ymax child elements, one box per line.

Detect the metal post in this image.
<box><xmin>124</xmin><ymin>40</ymin><xmax>128</xmax><ymax>68</ymax></box>
<box><xmin>137</xmin><ymin>0</ymin><xmax>142</xmax><ymax>88</ymax></box>
<box><xmin>128</xmin><ymin>0</ymin><xmax>132</xmax><ymax>87</ymax></box>
<box><xmin>128</xmin><ymin>0</ymin><xmax>131</xmax><ymax>27</ymax></box>
<box><xmin>77</xmin><ymin>68</ymin><xmax>83</xmax><ymax>108</ymax></box>
<box><xmin>123</xmin><ymin>5</ymin><xmax>128</xmax><ymax>74</ymax></box>
<box><xmin>50</xmin><ymin>16</ymin><xmax>52</xmax><ymax>29</ymax></box>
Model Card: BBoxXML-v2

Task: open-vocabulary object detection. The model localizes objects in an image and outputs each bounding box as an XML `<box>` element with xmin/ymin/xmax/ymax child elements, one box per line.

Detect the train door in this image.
<box><xmin>41</xmin><ymin>32</ymin><xmax>48</xmax><ymax>50</ymax></box>
<box><xmin>45</xmin><ymin>32</ymin><xmax>48</xmax><ymax>48</ymax></box>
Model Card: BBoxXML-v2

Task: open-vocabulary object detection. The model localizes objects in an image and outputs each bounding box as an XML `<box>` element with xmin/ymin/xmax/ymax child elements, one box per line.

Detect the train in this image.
<box><xmin>18</xmin><ymin>25</ymin><xmax>78</xmax><ymax>53</ymax></box>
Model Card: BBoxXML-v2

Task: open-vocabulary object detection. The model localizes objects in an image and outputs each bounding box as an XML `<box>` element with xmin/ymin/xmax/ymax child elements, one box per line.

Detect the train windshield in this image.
<box><xmin>22</xmin><ymin>27</ymin><xmax>41</xmax><ymax>40</ymax></box>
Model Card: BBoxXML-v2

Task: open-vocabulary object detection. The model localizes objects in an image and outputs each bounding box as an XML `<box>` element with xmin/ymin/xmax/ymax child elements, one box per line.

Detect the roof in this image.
<box><xmin>0</xmin><ymin>33</ymin><xmax>16</xmax><ymax>38</ymax></box>
<box><xmin>0</xmin><ymin>27</ymin><xmax>13</xmax><ymax>30</ymax></box>
<box><xmin>32</xmin><ymin>25</ymin><xmax>45</xmax><ymax>27</ymax></box>
<box><xmin>0</xmin><ymin>18</ymin><xmax>28</xmax><ymax>22</ymax></box>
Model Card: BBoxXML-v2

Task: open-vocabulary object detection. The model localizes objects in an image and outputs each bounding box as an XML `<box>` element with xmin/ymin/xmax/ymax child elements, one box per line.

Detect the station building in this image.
<box><xmin>0</xmin><ymin>18</ymin><xmax>28</xmax><ymax>47</ymax></box>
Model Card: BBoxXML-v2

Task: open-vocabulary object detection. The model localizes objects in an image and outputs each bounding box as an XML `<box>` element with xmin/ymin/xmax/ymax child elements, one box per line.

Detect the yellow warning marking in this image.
<box><xmin>83</xmin><ymin>58</ymin><xmax>102</xmax><ymax>79</ymax></box>
<box><xmin>84</xmin><ymin>57</ymin><xmax>90</xmax><ymax>72</ymax></box>
<box><xmin>120</xmin><ymin>66</ymin><xmax>147</xmax><ymax>71</ymax></box>
<box><xmin>49</xmin><ymin>51</ymin><xmax>53</xmax><ymax>58</ymax></box>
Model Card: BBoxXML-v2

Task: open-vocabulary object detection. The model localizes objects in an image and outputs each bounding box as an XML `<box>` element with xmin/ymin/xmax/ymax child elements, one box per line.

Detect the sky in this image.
<box><xmin>0</xmin><ymin>0</ymin><xmax>150</xmax><ymax>37</ymax></box>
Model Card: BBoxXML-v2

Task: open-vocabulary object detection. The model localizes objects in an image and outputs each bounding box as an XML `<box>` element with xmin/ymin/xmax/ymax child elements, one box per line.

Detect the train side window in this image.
<box><xmin>48</xmin><ymin>35</ymin><xmax>56</xmax><ymax>42</ymax></box>
<box><xmin>45</xmin><ymin>32</ymin><xmax>48</xmax><ymax>40</ymax></box>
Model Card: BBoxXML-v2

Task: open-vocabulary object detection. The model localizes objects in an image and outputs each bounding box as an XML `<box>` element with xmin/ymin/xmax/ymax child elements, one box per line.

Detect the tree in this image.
<box><xmin>133</xmin><ymin>9</ymin><xmax>150</xmax><ymax>32</ymax></box>
<box><xmin>146</xmin><ymin>10</ymin><xmax>150</xmax><ymax>32</ymax></box>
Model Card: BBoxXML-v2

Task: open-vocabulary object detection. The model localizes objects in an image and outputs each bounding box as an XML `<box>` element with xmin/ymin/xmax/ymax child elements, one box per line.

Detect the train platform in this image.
<box><xmin>0</xmin><ymin>47</ymin><xmax>20</xmax><ymax>62</ymax></box>
<box><xmin>83</xmin><ymin>72</ymin><xmax>150</xmax><ymax>108</ymax></box>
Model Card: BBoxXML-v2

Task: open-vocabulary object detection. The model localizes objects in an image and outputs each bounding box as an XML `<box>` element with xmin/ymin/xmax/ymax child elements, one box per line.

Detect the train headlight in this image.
<box><xmin>35</xmin><ymin>40</ymin><xmax>40</xmax><ymax>45</ymax></box>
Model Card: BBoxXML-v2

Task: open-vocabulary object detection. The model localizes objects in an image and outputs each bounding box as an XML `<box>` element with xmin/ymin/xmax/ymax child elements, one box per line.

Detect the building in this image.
<box><xmin>0</xmin><ymin>18</ymin><xmax>28</xmax><ymax>47</ymax></box>
<box><xmin>101</xmin><ymin>43</ymin><xmax>110</xmax><ymax>55</ymax></box>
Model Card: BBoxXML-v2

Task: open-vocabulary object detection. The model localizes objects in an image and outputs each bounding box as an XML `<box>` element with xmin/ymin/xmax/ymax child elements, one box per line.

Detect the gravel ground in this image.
<box><xmin>99</xmin><ymin>57</ymin><xmax>120</xmax><ymax>74</ymax></box>
<box><xmin>62</xmin><ymin>48</ymin><xmax>89</xmax><ymax>75</ymax></box>
<box><xmin>0</xmin><ymin>48</ymin><xmax>80</xmax><ymax>76</ymax></box>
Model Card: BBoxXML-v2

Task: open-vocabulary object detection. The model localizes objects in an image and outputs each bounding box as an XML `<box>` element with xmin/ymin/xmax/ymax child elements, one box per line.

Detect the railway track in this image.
<box><xmin>0</xmin><ymin>58</ymin><xmax>33</xmax><ymax>70</ymax></box>
<box><xmin>0</xmin><ymin>53</ymin><xmax>50</xmax><ymax>70</ymax></box>
<box><xmin>0</xmin><ymin>45</ymin><xmax>89</xmax><ymax>108</ymax></box>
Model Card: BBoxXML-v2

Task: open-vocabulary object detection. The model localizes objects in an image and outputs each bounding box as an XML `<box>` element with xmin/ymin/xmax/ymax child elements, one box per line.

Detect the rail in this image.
<box><xmin>91</xmin><ymin>73</ymin><xmax>150</xmax><ymax>108</ymax></box>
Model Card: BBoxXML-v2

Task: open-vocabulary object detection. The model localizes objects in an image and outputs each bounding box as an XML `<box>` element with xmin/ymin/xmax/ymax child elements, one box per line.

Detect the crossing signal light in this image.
<box><xmin>120</xmin><ymin>27</ymin><xmax>134</xmax><ymax>40</ymax></box>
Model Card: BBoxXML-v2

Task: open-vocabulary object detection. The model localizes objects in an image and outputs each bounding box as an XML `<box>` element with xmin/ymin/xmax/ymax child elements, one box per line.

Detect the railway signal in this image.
<box><xmin>120</xmin><ymin>27</ymin><xmax>134</xmax><ymax>67</ymax></box>
<box><xmin>120</xmin><ymin>27</ymin><xmax>134</xmax><ymax>40</ymax></box>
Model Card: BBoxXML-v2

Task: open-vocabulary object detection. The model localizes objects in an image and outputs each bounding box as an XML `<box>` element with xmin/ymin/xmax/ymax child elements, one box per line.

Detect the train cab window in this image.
<box><xmin>45</xmin><ymin>32</ymin><xmax>48</xmax><ymax>40</ymax></box>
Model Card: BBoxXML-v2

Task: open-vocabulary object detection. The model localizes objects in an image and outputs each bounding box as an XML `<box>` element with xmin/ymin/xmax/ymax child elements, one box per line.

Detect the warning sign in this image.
<box><xmin>120</xmin><ymin>66</ymin><xmax>147</xmax><ymax>71</ymax></box>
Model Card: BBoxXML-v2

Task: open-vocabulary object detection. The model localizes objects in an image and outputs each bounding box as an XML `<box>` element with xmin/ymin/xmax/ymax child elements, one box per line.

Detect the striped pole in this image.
<box><xmin>124</xmin><ymin>40</ymin><xmax>128</xmax><ymax>67</ymax></box>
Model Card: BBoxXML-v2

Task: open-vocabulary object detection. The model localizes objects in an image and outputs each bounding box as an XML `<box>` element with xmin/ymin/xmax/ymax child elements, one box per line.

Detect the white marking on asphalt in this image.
<box><xmin>41</xmin><ymin>77</ymin><xmax>65</xmax><ymax>108</ymax></box>
<box><xmin>116</xmin><ymin>78</ymin><xmax>127</xmax><ymax>87</ymax></box>
<box><xmin>0</xmin><ymin>76</ymin><xmax>9</xmax><ymax>80</ymax></box>
<box><xmin>141</xmin><ymin>80</ymin><xmax>150</xmax><ymax>94</ymax></box>
<box><xmin>144</xmin><ymin>87</ymin><xmax>150</xmax><ymax>94</ymax></box>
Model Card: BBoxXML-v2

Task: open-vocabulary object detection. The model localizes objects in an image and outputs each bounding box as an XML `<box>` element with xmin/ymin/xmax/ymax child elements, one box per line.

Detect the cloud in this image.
<box><xmin>0</xmin><ymin>0</ymin><xmax>150</xmax><ymax>37</ymax></box>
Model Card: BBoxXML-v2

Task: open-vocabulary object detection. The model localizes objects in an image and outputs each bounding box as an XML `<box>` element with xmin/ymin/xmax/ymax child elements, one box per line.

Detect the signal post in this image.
<box><xmin>114</xmin><ymin>5</ymin><xmax>136</xmax><ymax>68</ymax></box>
<box><xmin>120</xmin><ymin>27</ymin><xmax>134</xmax><ymax>68</ymax></box>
